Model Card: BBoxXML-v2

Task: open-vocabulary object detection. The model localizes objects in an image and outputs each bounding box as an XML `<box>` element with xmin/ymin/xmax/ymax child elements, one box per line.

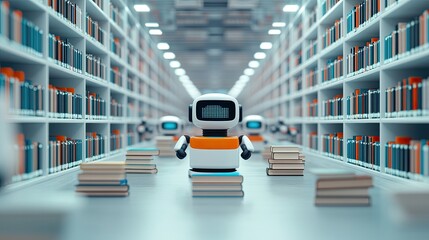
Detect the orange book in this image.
<box><xmin>408</xmin><ymin>77</ymin><xmax>423</xmax><ymax>110</ymax></box>
<box><xmin>355</xmin><ymin>136</ymin><xmax>362</xmax><ymax>160</ymax></box>
<box><xmin>13</xmin><ymin>71</ymin><xmax>25</xmax><ymax>83</ymax></box>
<box><xmin>354</xmin><ymin>46</ymin><xmax>359</xmax><ymax>72</ymax></box>
<box><xmin>395</xmin><ymin>136</ymin><xmax>412</xmax><ymax>145</ymax></box>
<box><xmin>356</xmin><ymin>5</ymin><xmax>360</xmax><ymax>28</ymax></box>
<box><xmin>402</xmin><ymin>78</ymin><xmax>407</xmax><ymax>111</ymax></box>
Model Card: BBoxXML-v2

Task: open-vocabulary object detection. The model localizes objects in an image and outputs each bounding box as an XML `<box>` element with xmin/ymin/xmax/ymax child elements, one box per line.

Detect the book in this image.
<box><xmin>125</xmin><ymin>159</ymin><xmax>154</xmax><ymax>164</ymax></box>
<box><xmin>85</xmin><ymin>92</ymin><xmax>106</xmax><ymax>119</ymax></box>
<box><xmin>315</xmin><ymin>197</ymin><xmax>370</xmax><ymax>206</ymax></box>
<box><xmin>78</xmin><ymin>179</ymin><xmax>128</xmax><ymax>185</ymax></box>
<box><xmin>272</xmin><ymin>152</ymin><xmax>300</xmax><ymax>159</ymax></box>
<box><xmin>346</xmin><ymin>38</ymin><xmax>380</xmax><ymax>75</ymax></box>
<box><xmin>192</xmin><ymin>185</ymin><xmax>242</xmax><ymax>191</ymax></box>
<box><xmin>192</xmin><ymin>176</ymin><xmax>243</xmax><ymax>183</ymax></box>
<box><xmin>77</xmin><ymin>191</ymin><xmax>129</xmax><ymax>197</ymax></box>
<box><xmin>110</xmin><ymin>129</ymin><xmax>123</xmax><ymax>151</ymax></box>
<box><xmin>126</xmin><ymin>169</ymin><xmax>158</xmax><ymax>174</ymax></box>
<box><xmin>76</xmin><ymin>185</ymin><xmax>129</xmax><ymax>192</ymax></box>
<box><xmin>49</xmin><ymin>136</ymin><xmax>83</xmax><ymax>173</ymax></box>
<box><xmin>269</xmin><ymin>163</ymin><xmax>305</xmax><ymax>170</ymax></box>
<box><xmin>270</xmin><ymin>145</ymin><xmax>301</xmax><ymax>153</ymax></box>
<box><xmin>322</xmin><ymin>17</ymin><xmax>343</xmax><ymax>49</ymax></box>
<box><xmin>322</xmin><ymin>94</ymin><xmax>343</xmax><ymax>119</ymax></box>
<box><xmin>316</xmin><ymin>188</ymin><xmax>369</xmax><ymax>197</ymax></box>
<box><xmin>86</xmin><ymin>54</ymin><xmax>106</xmax><ymax>80</ymax></box>
<box><xmin>126</xmin><ymin>164</ymin><xmax>156</xmax><ymax>170</ymax></box>
<box><xmin>192</xmin><ymin>191</ymin><xmax>244</xmax><ymax>197</ymax></box>
<box><xmin>268</xmin><ymin>159</ymin><xmax>305</xmax><ymax>164</ymax></box>
<box><xmin>316</xmin><ymin>175</ymin><xmax>373</xmax><ymax>189</ymax></box>
<box><xmin>78</xmin><ymin>174</ymin><xmax>126</xmax><ymax>181</ymax></box>
<box><xmin>48</xmin><ymin>85</ymin><xmax>82</xmax><ymax>119</ymax></box>
<box><xmin>321</xmin><ymin>0</ymin><xmax>342</xmax><ymax>16</ymax></box>
<box><xmin>266</xmin><ymin>168</ymin><xmax>304</xmax><ymax>176</ymax></box>
<box><xmin>322</xmin><ymin>56</ymin><xmax>344</xmax><ymax>83</ymax></box>
<box><xmin>347</xmin><ymin>135</ymin><xmax>380</xmax><ymax>170</ymax></box>
<box><xmin>322</xmin><ymin>132</ymin><xmax>343</xmax><ymax>158</ymax></box>
<box><xmin>127</xmin><ymin>148</ymin><xmax>160</xmax><ymax>155</ymax></box>
<box><xmin>47</xmin><ymin>0</ymin><xmax>82</xmax><ymax>30</ymax></box>
<box><xmin>80</xmin><ymin>162</ymin><xmax>125</xmax><ymax>171</ymax></box>
<box><xmin>347</xmin><ymin>0</ymin><xmax>381</xmax><ymax>34</ymax></box>
<box><xmin>347</xmin><ymin>88</ymin><xmax>380</xmax><ymax>119</ymax></box>
<box><xmin>48</xmin><ymin>34</ymin><xmax>83</xmax><ymax>73</ymax></box>
<box><xmin>85</xmin><ymin>132</ymin><xmax>106</xmax><ymax>160</ymax></box>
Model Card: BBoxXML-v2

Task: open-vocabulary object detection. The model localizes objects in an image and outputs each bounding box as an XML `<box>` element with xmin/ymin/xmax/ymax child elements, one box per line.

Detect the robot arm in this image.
<box><xmin>174</xmin><ymin>135</ymin><xmax>190</xmax><ymax>159</ymax></box>
<box><xmin>239</xmin><ymin>135</ymin><xmax>254</xmax><ymax>160</ymax></box>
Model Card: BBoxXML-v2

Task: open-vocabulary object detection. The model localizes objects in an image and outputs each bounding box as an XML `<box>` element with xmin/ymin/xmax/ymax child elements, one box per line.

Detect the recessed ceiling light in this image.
<box><xmin>268</xmin><ymin>29</ymin><xmax>281</xmax><ymax>35</ymax></box>
<box><xmin>239</xmin><ymin>75</ymin><xmax>250</xmax><ymax>82</ymax></box>
<box><xmin>283</xmin><ymin>4</ymin><xmax>299</xmax><ymax>12</ymax></box>
<box><xmin>254</xmin><ymin>52</ymin><xmax>266</xmax><ymax>60</ymax></box>
<box><xmin>145</xmin><ymin>22</ymin><xmax>159</xmax><ymax>28</ymax></box>
<box><xmin>248</xmin><ymin>61</ymin><xmax>260</xmax><ymax>68</ymax></box>
<box><xmin>244</xmin><ymin>68</ymin><xmax>255</xmax><ymax>76</ymax></box>
<box><xmin>157</xmin><ymin>43</ymin><xmax>170</xmax><ymax>50</ymax></box>
<box><xmin>170</xmin><ymin>61</ymin><xmax>181</xmax><ymax>68</ymax></box>
<box><xmin>260</xmin><ymin>42</ymin><xmax>273</xmax><ymax>50</ymax></box>
<box><xmin>179</xmin><ymin>75</ymin><xmax>189</xmax><ymax>81</ymax></box>
<box><xmin>134</xmin><ymin>4</ymin><xmax>150</xmax><ymax>12</ymax></box>
<box><xmin>175</xmin><ymin>68</ymin><xmax>186</xmax><ymax>76</ymax></box>
<box><xmin>149</xmin><ymin>29</ymin><xmax>162</xmax><ymax>35</ymax></box>
<box><xmin>272</xmin><ymin>22</ymin><xmax>286</xmax><ymax>27</ymax></box>
<box><xmin>163</xmin><ymin>52</ymin><xmax>175</xmax><ymax>59</ymax></box>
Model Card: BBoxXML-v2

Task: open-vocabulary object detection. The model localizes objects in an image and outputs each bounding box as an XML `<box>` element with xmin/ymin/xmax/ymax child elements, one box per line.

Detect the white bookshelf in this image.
<box><xmin>0</xmin><ymin>0</ymin><xmax>192</xmax><ymax>186</ymax></box>
<box><xmin>239</xmin><ymin>0</ymin><xmax>429</xmax><ymax>182</ymax></box>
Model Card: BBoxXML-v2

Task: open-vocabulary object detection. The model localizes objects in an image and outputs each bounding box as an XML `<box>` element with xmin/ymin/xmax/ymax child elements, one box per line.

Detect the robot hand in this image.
<box><xmin>174</xmin><ymin>135</ymin><xmax>190</xmax><ymax>160</ymax></box>
<box><xmin>239</xmin><ymin>135</ymin><xmax>254</xmax><ymax>160</ymax></box>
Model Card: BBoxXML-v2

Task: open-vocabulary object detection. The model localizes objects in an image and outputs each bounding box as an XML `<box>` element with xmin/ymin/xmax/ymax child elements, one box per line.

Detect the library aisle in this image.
<box><xmin>1</xmin><ymin>152</ymin><xmax>428</xmax><ymax>240</ymax></box>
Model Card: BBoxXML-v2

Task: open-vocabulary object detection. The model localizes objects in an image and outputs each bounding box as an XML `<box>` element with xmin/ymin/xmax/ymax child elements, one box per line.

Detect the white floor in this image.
<box><xmin>2</xmin><ymin>151</ymin><xmax>429</xmax><ymax>240</ymax></box>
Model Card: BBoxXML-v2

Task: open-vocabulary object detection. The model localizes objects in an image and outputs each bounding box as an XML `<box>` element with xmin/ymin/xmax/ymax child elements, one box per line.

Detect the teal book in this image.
<box><xmin>191</xmin><ymin>171</ymin><xmax>241</xmax><ymax>177</ymax></box>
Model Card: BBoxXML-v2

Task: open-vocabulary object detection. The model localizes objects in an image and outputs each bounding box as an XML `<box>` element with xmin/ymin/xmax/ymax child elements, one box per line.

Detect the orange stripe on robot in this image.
<box><xmin>190</xmin><ymin>137</ymin><xmax>239</xmax><ymax>149</ymax></box>
<box><xmin>248</xmin><ymin>135</ymin><xmax>264</xmax><ymax>141</ymax></box>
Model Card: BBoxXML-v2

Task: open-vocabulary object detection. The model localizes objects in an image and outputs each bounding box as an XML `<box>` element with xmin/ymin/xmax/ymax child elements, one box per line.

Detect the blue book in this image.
<box><xmin>191</xmin><ymin>171</ymin><xmax>240</xmax><ymax>177</ymax></box>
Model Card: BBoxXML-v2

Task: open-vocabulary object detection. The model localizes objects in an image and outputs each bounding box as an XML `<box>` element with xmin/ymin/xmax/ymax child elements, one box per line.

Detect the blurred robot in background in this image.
<box><xmin>269</xmin><ymin>118</ymin><xmax>299</xmax><ymax>141</ymax></box>
<box><xmin>136</xmin><ymin>117</ymin><xmax>154</xmax><ymax>141</ymax></box>
<box><xmin>174</xmin><ymin>93</ymin><xmax>254</xmax><ymax>172</ymax></box>
<box><xmin>158</xmin><ymin>116</ymin><xmax>183</xmax><ymax>137</ymax></box>
<box><xmin>241</xmin><ymin>115</ymin><xmax>267</xmax><ymax>152</ymax></box>
<box><xmin>0</xmin><ymin>97</ymin><xmax>15</xmax><ymax>188</ymax></box>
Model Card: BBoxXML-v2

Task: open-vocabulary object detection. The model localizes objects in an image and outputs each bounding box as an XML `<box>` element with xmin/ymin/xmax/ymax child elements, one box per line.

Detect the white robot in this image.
<box><xmin>136</xmin><ymin>117</ymin><xmax>155</xmax><ymax>141</ymax></box>
<box><xmin>158</xmin><ymin>115</ymin><xmax>183</xmax><ymax>137</ymax></box>
<box><xmin>241</xmin><ymin>115</ymin><xmax>267</xmax><ymax>152</ymax></box>
<box><xmin>174</xmin><ymin>93</ymin><xmax>254</xmax><ymax>172</ymax></box>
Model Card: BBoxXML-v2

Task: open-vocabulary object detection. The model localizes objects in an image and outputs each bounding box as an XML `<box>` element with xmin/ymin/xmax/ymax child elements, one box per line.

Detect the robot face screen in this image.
<box><xmin>246</xmin><ymin>121</ymin><xmax>261</xmax><ymax>129</ymax></box>
<box><xmin>196</xmin><ymin>100</ymin><xmax>236</xmax><ymax>121</ymax></box>
<box><xmin>162</xmin><ymin>122</ymin><xmax>178</xmax><ymax>130</ymax></box>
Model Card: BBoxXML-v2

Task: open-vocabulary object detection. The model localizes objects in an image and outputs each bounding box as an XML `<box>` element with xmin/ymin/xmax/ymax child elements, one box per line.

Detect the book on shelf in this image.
<box><xmin>322</xmin><ymin>18</ymin><xmax>343</xmax><ymax>49</ymax></box>
<box><xmin>269</xmin><ymin>163</ymin><xmax>304</xmax><ymax>170</ymax></box>
<box><xmin>0</xmin><ymin>67</ymin><xmax>44</xmax><ymax>116</ymax></box>
<box><xmin>308</xmin><ymin>132</ymin><xmax>318</xmax><ymax>151</ymax></box>
<box><xmin>346</xmin><ymin>0</ymin><xmax>381</xmax><ymax>34</ymax></box>
<box><xmin>346</xmin><ymin>88</ymin><xmax>380</xmax><ymax>119</ymax></box>
<box><xmin>385</xmin><ymin>76</ymin><xmax>428</xmax><ymax>118</ymax></box>
<box><xmin>322</xmin><ymin>94</ymin><xmax>343</xmax><ymax>119</ymax></box>
<box><xmin>86</xmin><ymin>15</ymin><xmax>106</xmax><ymax>45</ymax></box>
<box><xmin>305</xmin><ymin>68</ymin><xmax>317</xmax><ymax>88</ymax></box>
<box><xmin>86</xmin><ymin>54</ymin><xmax>106</xmax><ymax>80</ymax></box>
<box><xmin>109</xmin><ymin>2</ymin><xmax>123</xmax><ymax>27</ymax></box>
<box><xmin>321</xmin><ymin>56</ymin><xmax>343</xmax><ymax>83</ymax></box>
<box><xmin>385</xmin><ymin>0</ymin><xmax>399</xmax><ymax>9</ymax></box>
<box><xmin>48</xmin><ymin>85</ymin><xmax>82</xmax><ymax>119</ymax></box>
<box><xmin>346</xmin><ymin>38</ymin><xmax>380</xmax><ymax>75</ymax></box>
<box><xmin>306</xmin><ymin>39</ymin><xmax>317</xmax><ymax>60</ymax></box>
<box><xmin>384</xmin><ymin>10</ymin><xmax>429</xmax><ymax>62</ymax></box>
<box><xmin>47</xmin><ymin>0</ymin><xmax>82</xmax><ymax>30</ymax></box>
<box><xmin>85</xmin><ymin>132</ymin><xmax>106</xmax><ymax>160</ymax></box>
<box><xmin>307</xmin><ymin>99</ymin><xmax>318</xmax><ymax>117</ymax></box>
<box><xmin>110</xmin><ymin>34</ymin><xmax>122</xmax><ymax>57</ymax></box>
<box><xmin>385</xmin><ymin>136</ymin><xmax>429</xmax><ymax>179</ymax></box>
<box><xmin>321</xmin><ymin>0</ymin><xmax>342</xmax><ymax>16</ymax></box>
<box><xmin>347</xmin><ymin>135</ymin><xmax>381</xmax><ymax>171</ymax></box>
<box><xmin>48</xmin><ymin>34</ymin><xmax>83</xmax><ymax>73</ymax></box>
<box><xmin>90</xmin><ymin>0</ymin><xmax>104</xmax><ymax>9</ymax></box>
<box><xmin>110</xmin><ymin>66</ymin><xmax>122</xmax><ymax>86</ymax></box>
<box><xmin>266</xmin><ymin>169</ymin><xmax>303</xmax><ymax>176</ymax></box>
<box><xmin>49</xmin><ymin>135</ymin><xmax>83</xmax><ymax>173</ymax></box>
<box><xmin>0</xmin><ymin>1</ymin><xmax>43</xmax><ymax>55</ymax></box>
<box><xmin>85</xmin><ymin>91</ymin><xmax>106</xmax><ymax>119</ymax></box>
<box><xmin>110</xmin><ymin>129</ymin><xmax>123</xmax><ymax>151</ymax></box>
<box><xmin>12</xmin><ymin>133</ymin><xmax>43</xmax><ymax>182</ymax></box>
<box><xmin>322</xmin><ymin>132</ymin><xmax>343</xmax><ymax>158</ymax></box>
<box><xmin>110</xmin><ymin>98</ymin><xmax>123</xmax><ymax>117</ymax></box>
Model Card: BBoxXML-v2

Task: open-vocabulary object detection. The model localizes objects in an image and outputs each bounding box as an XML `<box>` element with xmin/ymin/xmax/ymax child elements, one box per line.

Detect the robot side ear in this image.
<box><xmin>188</xmin><ymin>105</ymin><xmax>192</xmax><ymax>122</ymax></box>
<box><xmin>239</xmin><ymin>105</ymin><xmax>242</xmax><ymax>122</ymax></box>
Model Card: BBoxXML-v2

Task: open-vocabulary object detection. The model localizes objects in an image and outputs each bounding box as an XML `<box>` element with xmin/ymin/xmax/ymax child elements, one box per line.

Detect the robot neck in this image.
<box><xmin>202</xmin><ymin>129</ymin><xmax>228</xmax><ymax>137</ymax></box>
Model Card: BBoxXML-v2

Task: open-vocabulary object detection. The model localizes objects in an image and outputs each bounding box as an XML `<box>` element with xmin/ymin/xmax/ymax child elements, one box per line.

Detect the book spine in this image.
<box><xmin>321</xmin><ymin>55</ymin><xmax>343</xmax><ymax>83</ymax></box>
<box><xmin>85</xmin><ymin>91</ymin><xmax>106</xmax><ymax>119</ymax></box>
<box><xmin>322</xmin><ymin>95</ymin><xmax>343</xmax><ymax>119</ymax></box>
<box><xmin>47</xmin><ymin>0</ymin><xmax>82</xmax><ymax>30</ymax></box>
<box><xmin>12</xmin><ymin>134</ymin><xmax>43</xmax><ymax>182</ymax></box>
<box><xmin>86</xmin><ymin>54</ymin><xmax>106</xmax><ymax>80</ymax></box>
<box><xmin>322</xmin><ymin>17</ymin><xmax>343</xmax><ymax>50</ymax></box>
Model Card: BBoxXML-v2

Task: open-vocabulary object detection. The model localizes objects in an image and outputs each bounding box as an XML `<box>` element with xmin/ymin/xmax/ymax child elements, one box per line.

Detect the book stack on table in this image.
<box><xmin>190</xmin><ymin>171</ymin><xmax>244</xmax><ymax>197</ymax></box>
<box><xmin>126</xmin><ymin>148</ymin><xmax>159</xmax><ymax>174</ymax></box>
<box><xmin>266</xmin><ymin>145</ymin><xmax>305</xmax><ymax>176</ymax></box>
<box><xmin>155</xmin><ymin>136</ymin><xmax>177</xmax><ymax>157</ymax></box>
<box><xmin>75</xmin><ymin>162</ymin><xmax>129</xmax><ymax>197</ymax></box>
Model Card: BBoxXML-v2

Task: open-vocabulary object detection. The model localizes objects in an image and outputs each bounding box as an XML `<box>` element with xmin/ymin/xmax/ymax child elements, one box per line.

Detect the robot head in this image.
<box><xmin>242</xmin><ymin>115</ymin><xmax>266</xmax><ymax>135</ymax></box>
<box><xmin>189</xmin><ymin>93</ymin><xmax>242</xmax><ymax>130</ymax></box>
<box><xmin>159</xmin><ymin>116</ymin><xmax>183</xmax><ymax>136</ymax></box>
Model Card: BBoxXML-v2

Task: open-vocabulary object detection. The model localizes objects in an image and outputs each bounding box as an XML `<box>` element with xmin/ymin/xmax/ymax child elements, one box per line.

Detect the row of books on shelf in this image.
<box><xmin>48</xmin><ymin>85</ymin><xmax>83</xmax><ymax>119</ymax></box>
<box><xmin>321</xmin><ymin>56</ymin><xmax>343</xmax><ymax>83</ymax></box>
<box><xmin>321</xmin><ymin>0</ymin><xmax>341</xmax><ymax>16</ymax></box>
<box><xmin>0</xmin><ymin>67</ymin><xmax>44</xmax><ymax>116</ymax></box>
<box><xmin>306</xmin><ymin>40</ymin><xmax>317</xmax><ymax>60</ymax></box>
<box><xmin>110</xmin><ymin>129</ymin><xmax>122</xmax><ymax>151</ymax></box>
<box><xmin>110</xmin><ymin>34</ymin><xmax>122</xmax><ymax>57</ymax></box>
<box><xmin>346</xmin><ymin>88</ymin><xmax>380</xmax><ymax>119</ymax></box>
<box><xmin>48</xmin><ymin>34</ymin><xmax>84</xmax><ymax>73</ymax></box>
<box><xmin>110</xmin><ymin>66</ymin><xmax>122</xmax><ymax>86</ymax></box>
<box><xmin>385</xmin><ymin>137</ymin><xmax>429</xmax><ymax>179</ymax></box>
<box><xmin>322</xmin><ymin>94</ymin><xmax>343</xmax><ymax>119</ymax></box>
<box><xmin>346</xmin><ymin>0</ymin><xmax>381</xmax><ymax>34</ymax></box>
<box><xmin>322</xmin><ymin>132</ymin><xmax>344</xmax><ymax>159</ymax></box>
<box><xmin>85</xmin><ymin>132</ymin><xmax>106</xmax><ymax>161</ymax></box>
<box><xmin>127</xmin><ymin>131</ymin><xmax>136</xmax><ymax>146</ymax></box>
<box><xmin>385</xmin><ymin>0</ymin><xmax>399</xmax><ymax>9</ymax></box>
<box><xmin>385</xmin><ymin>76</ymin><xmax>429</xmax><ymax>118</ymax></box>
<box><xmin>48</xmin><ymin>0</ymin><xmax>83</xmax><ymax>31</ymax></box>
<box><xmin>384</xmin><ymin>10</ymin><xmax>429</xmax><ymax>62</ymax></box>
<box><xmin>347</xmin><ymin>135</ymin><xmax>381</xmax><ymax>171</ymax></box>
<box><xmin>308</xmin><ymin>132</ymin><xmax>318</xmax><ymax>150</ymax></box>
<box><xmin>307</xmin><ymin>7</ymin><xmax>317</xmax><ymax>30</ymax></box>
<box><xmin>86</xmin><ymin>15</ymin><xmax>106</xmax><ymax>45</ymax></box>
<box><xmin>322</xmin><ymin>18</ymin><xmax>343</xmax><ymax>50</ymax></box>
<box><xmin>305</xmin><ymin>69</ymin><xmax>317</xmax><ymax>88</ymax></box>
<box><xmin>86</xmin><ymin>91</ymin><xmax>106</xmax><ymax>119</ymax></box>
<box><xmin>86</xmin><ymin>54</ymin><xmax>106</xmax><ymax>80</ymax></box>
<box><xmin>110</xmin><ymin>98</ymin><xmax>123</xmax><ymax>117</ymax></box>
<box><xmin>0</xmin><ymin>1</ymin><xmax>43</xmax><ymax>55</ymax></box>
<box><xmin>91</xmin><ymin>0</ymin><xmax>103</xmax><ymax>9</ymax></box>
<box><xmin>346</xmin><ymin>38</ymin><xmax>380</xmax><ymax>75</ymax></box>
<box><xmin>110</xmin><ymin>3</ymin><xmax>123</xmax><ymax>28</ymax></box>
<box><xmin>307</xmin><ymin>99</ymin><xmax>318</xmax><ymax>117</ymax></box>
<box><xmin>49</xmin><ymin>135</ymin><xmax>83</xmax><ymax>173</ymax></box>
<box><xmin>13</xmin><ymin>133</ymin><xmax>43</xmax><ymax>182</ymax></box>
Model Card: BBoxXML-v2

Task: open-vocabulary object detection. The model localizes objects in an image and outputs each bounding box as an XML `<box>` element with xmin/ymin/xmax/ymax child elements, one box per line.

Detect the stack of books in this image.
<box><xmin>75</xmin><ymin>162</ymin><xmax>129</xmax><ymax>197</ymax></box>
<box><xmin>262</xmin><ymin>146</ymin><xmax>271</xmax><ymax>160</ymax></box>
<box><xmin>191</xmin><ymin>171</ymin><xmax>244</xmax><ymax>197</ymax></box>
<box><xmin>313</xmin><ymin>169</ymin><xmax>373</xmax><ymax>206</ymax></box>
<box><xmin>266</xmin><ymin>145</ymin><xmax>305</xmax><ymax>176</ymax></box>
<box><xmin>155</xmin><ymin>136</ymin><xmax>177</xmax><ymax>157</ymax></box>
<box><xmin>125</xmin><ymin>148</ymin><xmax>159</xmax><ymax>174</ymax></box>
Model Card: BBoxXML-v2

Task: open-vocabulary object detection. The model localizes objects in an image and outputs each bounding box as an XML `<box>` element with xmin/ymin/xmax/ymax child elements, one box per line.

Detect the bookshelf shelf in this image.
<box><xmin>0</xmin><ymin>0</ymin><xmax>191</xmax><ymax>187</ymax></box>
<box><xmin>240</xmin><ymin>0</ymin><xmax>429</xmax><ymax>183</ymax></box>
